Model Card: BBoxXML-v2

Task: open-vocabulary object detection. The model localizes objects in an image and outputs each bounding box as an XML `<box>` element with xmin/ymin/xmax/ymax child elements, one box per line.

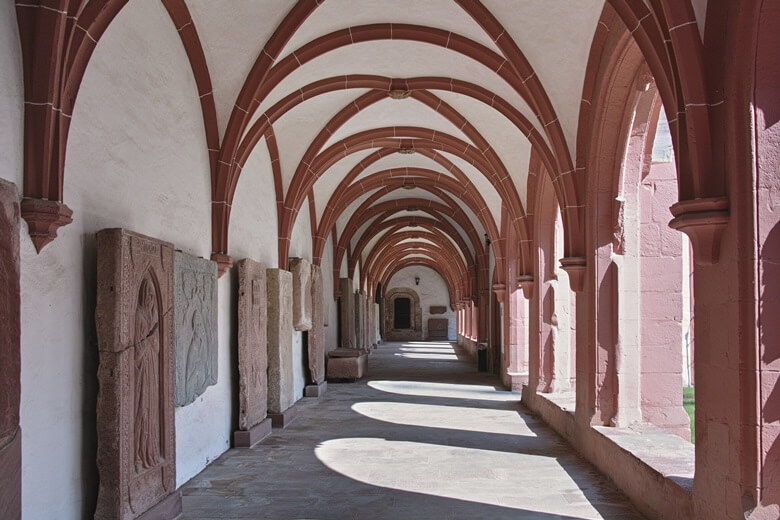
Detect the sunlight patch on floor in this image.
<box><xmin>314</xmin><ymin>438</ymin><xmax>602</xmax><ymax>517</ymax></box>
<box><xmin>368</xmin><ymin>380</ymin><xmax>518</xmax><ymax>402</ymax></box>
<box><xmin>393</xmin><ymin>352</ymin><xmax>460</xmax><ymax>360</ymax></box>
<box><xmin>351</xmin><ymin>401</ymin><xmax>537</xmax><ymax>436</ymax></box>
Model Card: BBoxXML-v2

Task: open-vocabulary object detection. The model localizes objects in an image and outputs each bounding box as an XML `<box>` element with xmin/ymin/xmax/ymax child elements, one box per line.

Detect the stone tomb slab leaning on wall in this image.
<box><xmin>94</xmin><ymin>228</ymin><xmax>180</xmax><ymax>520</ymax></box>
<box><xmin>174</xmin><ymin>251</ymin><xmax>218</xmax><ymax>407</ymax></box>
<box><xmin>0</xmin><ymin>180</ymin><xmax>21</xmax><ymax>520</ymax></box>
<box><xmin>234</xmin><ymin>258</ymin><xmax>272</xmax><ymax>446</ymax></box>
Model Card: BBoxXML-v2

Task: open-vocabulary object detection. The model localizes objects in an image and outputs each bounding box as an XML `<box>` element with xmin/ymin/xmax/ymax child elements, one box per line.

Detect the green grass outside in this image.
<box><xmin>683</xmin><ymin>386</ymin><xmax>695</xmax><ymax>443</ymax></box>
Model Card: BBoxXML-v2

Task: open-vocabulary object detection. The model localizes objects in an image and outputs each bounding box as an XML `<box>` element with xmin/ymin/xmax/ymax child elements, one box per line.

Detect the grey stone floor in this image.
<box><xmin>180</xmin><ymin>341</ymin><xmax>644</xmax><ymax>520</ymax></box>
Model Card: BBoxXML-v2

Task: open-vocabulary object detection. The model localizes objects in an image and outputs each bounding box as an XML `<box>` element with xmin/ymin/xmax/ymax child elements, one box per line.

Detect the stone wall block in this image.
<box><xmin>174</xmin><ymin>252</ymin><xmax>218</xmax><ymax>407</ymax></box>
<box><xmin>237</xmin><ymin>259</ymin><xmax>268</xmax><ymax>430</ymax></box>
<box><xmin>266</xmin><ymin>268</ymin><xmax>295</xmax><ymax>414</ymax></box>
<box><xmin>95</xmin><ymin>228</ymin><xmax>178</xmax><ymax>520</ymax></box>
<box><xmin>308</xmin><ymin>264</ymin><xmax>326</xmax><ymax>384</ymax></box>
<box><xmin>289</xmin><ymin>257</ymin><xmax>312</xmax><ymax>331</ymax></box>
<box><xmin>0</xmin><ymin>179</ymin><xmax>21</xmax><ymax>520</ymax></box>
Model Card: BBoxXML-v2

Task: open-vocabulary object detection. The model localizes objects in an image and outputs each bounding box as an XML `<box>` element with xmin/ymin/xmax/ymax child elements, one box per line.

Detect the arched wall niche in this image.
<box><xmin>383</xmin><ymin>287</ymin><xmax>423</xmax><ymax>341</ymax></box>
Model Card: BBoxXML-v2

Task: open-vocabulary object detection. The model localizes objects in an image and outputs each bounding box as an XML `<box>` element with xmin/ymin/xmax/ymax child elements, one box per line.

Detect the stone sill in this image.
<box><xmin>534</xmin><ymin>391</ymin><xmax>694</xmax><ymax>494</ymax></box>
<box><xmin>592</xmin><ymin>423</ymin><xmax>694</xmax><ymax>493</ymax></box>
<box><xmin>536</xmin><ymin>391</ymin><xmax>576</xmax><ymax>416</ymax></box>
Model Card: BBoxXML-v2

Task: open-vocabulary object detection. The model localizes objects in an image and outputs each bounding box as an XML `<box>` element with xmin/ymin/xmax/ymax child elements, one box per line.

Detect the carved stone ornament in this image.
<box><xmin>210</xmin><ymin>252</ymin><xmax>233</xmax><ymax>278</ymax></box>
<box><xmin>95</xmin><ymin>229</ymin><xmax>179</xmax><ymax>520</ymax></box>
<box><xmin>20</xmin><ymin>198</ymin><xmax>73</xmax><ymax>253</ymax></box>
<box><xmin>174</xmin><ymin>252</ymin><xmax>218</xmax><ymax>407</ymax></box>
<box><xmin>388</xmin><ymin>89</ymin><xmax>411</xmax><ymax>100</ymax></box>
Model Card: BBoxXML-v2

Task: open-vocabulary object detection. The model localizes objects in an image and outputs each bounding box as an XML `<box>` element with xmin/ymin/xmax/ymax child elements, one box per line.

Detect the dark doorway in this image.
<box><xmin>394</xmin><ymin>298</ymin><xmax>411</xmax><ymax>329</ymax></box>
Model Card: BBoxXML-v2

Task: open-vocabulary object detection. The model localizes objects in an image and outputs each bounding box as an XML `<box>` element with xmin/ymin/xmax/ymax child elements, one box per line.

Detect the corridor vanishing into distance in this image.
<box><xmin>180</xmin><ymin>342</ymin><xmax>642</xmax><ymax>520</ymax></box>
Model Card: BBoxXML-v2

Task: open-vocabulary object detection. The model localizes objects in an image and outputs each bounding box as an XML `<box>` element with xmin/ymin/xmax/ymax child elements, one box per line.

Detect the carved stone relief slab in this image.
<box><xmin>95</xmin><ymin>229</ymin><xmax>178</xmax><ymax>520</ymax></box>
<box><xmin>236</xmin><ymin>259</ymin><xmax>268</xmax><ymax>430</ymax></box>
<box><xmin>289</xmin><ymin>257</ymin><xmax>312</xmax><ymax>331</ymax></box>
<box><xmin>174</xmin><ymin>252</ymin><xmax>218</xmax><ymax>407</ymax></box>
<box><xmin>266</xmin><ymin>268</ymin><xmax>295</xmax><ymax>414</ymax></box>
<box><xmin>0</xmin><ymin>180</ymin><xmax>21</xmax><ymax>519</ymax></box>
<box><xmin>308</xmin><ymin>264</ymin><xmax>326</xmax><ymax>384</ymax></box>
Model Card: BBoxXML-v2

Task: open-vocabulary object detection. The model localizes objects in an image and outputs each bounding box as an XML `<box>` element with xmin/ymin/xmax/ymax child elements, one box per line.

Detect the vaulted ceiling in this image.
<box><xmin>168</xmin><ymin>0</ymin><xmax>617</xmax><ymax>301</ymax></box>
<box><xmin>18</xmin><ymin>0</ymin><xmax>710</xmax><ymax>302</ymax></box>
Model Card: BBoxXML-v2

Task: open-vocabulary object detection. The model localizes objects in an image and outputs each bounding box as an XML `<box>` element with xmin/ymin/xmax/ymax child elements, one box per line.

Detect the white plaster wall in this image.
<box><xmin>289</xmin><ymin>197</ymin><xmax>313</xmax><ymax>261</ymax></box>
<box><xmin>14</xmin><ymin>2</ymin><xmax>232</xmax><ymax>517</ymax></box>
<box><xmin>229</xmin><ymin>137</ymin><xmax>279</xmax><ymax>268</ymax></box>
<box><xmin>0</xmin><ymin>3</ymin><xmax>23</xmax><ymax>188</ymax></box>
<box><xmin>387</xmin><ymin>266</ymin><xmax>456</xmax><ymax>340</ymax></box>
<box><xmin>175</xmin><ymin>273</ymin><xmax>234</xmax><ymax>487</ymax></box>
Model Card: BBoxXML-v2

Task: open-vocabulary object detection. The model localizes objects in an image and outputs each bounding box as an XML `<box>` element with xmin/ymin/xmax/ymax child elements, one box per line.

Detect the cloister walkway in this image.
<box><xmin>180</xmin><ymin>342</ymin><xmax>644</xmax><ymax>520</ymax></box>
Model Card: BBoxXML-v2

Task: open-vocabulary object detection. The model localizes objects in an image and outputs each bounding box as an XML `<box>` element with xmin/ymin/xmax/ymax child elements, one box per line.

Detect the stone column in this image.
<box><xmin>95</xmin><ymin>229</ymin><xmax>180</xmax><ymax>520</ymax></box>
<box><xmin>305</xmin><ymin>264</ymin><xmax>327</xmax><ymax>397</ymax></box>
<box><xmin>266</xmin><ymin>268</ymin><xmax>297</xmax><ymax>428</ymax></box>
<box><xmin>233</xmin><ymin>259</ymin><xmax>271</xmax><ymax>447</ymax></box>
<box><xmin>339</xmin><ymin>278</ymin><xmax>356</xmax><ymax>349</ymax></box>
<box><xmin>0</xmin><ymin>180</ymin><xmax>20</xmax><ymax>520</ymax></box>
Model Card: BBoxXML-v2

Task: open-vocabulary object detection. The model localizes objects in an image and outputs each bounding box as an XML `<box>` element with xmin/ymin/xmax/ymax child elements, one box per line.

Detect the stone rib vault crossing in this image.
<box><xmin>180</xmin><ymin>342</ymin><xmax>642</xmax><ymax>520</ymax></box>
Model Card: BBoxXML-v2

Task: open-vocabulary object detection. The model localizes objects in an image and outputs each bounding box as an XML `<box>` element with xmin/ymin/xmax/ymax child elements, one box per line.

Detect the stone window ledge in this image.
<box><xmin>592</xmin><ymin>423</ymin><xmax>694</xmax><ymax>493</ymax></box>
<box><xmin>533</xmin><ymin>391</ymin><xmax>694</xmax><ymax>494</ymax></box>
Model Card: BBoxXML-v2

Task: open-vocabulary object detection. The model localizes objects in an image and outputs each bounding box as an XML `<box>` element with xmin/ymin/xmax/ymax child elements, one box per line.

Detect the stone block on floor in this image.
<box><xmin>268</xmin><ymin>404</ymin><xmax>298</xmax><ymax>429</ymax></box>
<box><xmin>304</xmin><ymin>381</ymin><xmax>327</xmax><ymax>397</ymax></box>
<box><xmin>233</xmin><ymin>417</ymin><xmax>272</xmax><ymax>448</ymax></box>
<box><xmin>327</xmin><ymin>349</ymin><xmax>367</xmax><ymax>381</ymax></box>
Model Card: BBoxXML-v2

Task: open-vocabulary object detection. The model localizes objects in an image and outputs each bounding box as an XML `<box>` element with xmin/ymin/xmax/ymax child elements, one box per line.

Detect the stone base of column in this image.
<box><xmin>268</xmin><ymin>404</ymin><xmax>298</xmax><ymax>429</ymax></box>
<box><xmin>136</xmin><ymin>490</ymin><xmax>182</xmax><ymax>520</ymax></box>
<box><xmin>304</xmin><ymin>381</ymin><xmax>328</xmax><ymax>397</ymax></box>
<box><xmin>507</xmin><ymin>372</ymin><xmax>529</xmax><ymax>392</ymax></box>
<box><xmin>233</xmin><ymin>417</ymin><xmax>272</xmax><ymax>447</ymax></box>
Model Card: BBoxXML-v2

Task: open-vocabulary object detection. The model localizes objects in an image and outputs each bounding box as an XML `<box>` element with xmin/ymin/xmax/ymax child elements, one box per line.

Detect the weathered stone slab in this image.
<box><xmin>236</xmin><ymin>259</ymin><xmax>268</xmax><ymax>433</ymax></box>
<box><xmin>355</xmin><ymin>292</ymin><xmax>365</xmax><ymax>350</ymax></box>
<box><xmin>428</xmin><ymin>318</ymin><xmax>449</xmax><ymax>340</ymax></box>
<box><xmin>430</xmin><ymin>306</ymin><xmax>447</xmax><ymax>314</ymax></box>
<box><xmin>308</xmin><ymin>264</ymin><xmax>326</xmax><ymax>384</ymax></box>
<box><xmin>0</xmin><ymin>430</ymin><xmax>21</xmax><ymax>520</ymax></box>
<box><xmin>267</xmin><ymin>268</ymin><xmax>295</xmax><ymax>415</ymax></box>
<box><xmin>289</xmin><ymin>257</ymin><xmax>312</xmax><ymax>331</ymax></box>
<box><xmin>174</xmin><ymin>252</ymin><xmax>218</xmax><ymax>407</ymax></box>
<box><xmin>0</xmin><ymin>179</ymin><xmax>20</xmax><ymax>520</ymax></box>
<box><xmin>95</xmin><ymin>228</ymin><xmax>179</xmax><ymax>520</ymax></box>
<box><xmin>339</xmin><ymin>278</ymin><xmax>356</xmax><ymax>349</ymax></box>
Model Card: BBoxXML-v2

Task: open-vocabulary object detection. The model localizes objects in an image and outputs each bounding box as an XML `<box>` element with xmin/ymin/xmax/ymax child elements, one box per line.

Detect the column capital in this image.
<box><xmin>560</xmin><ymin>257</ymin><xmax>587</xmax><ymax>292</ymax></box>
<box><xmin>669</xmin><ymin>197</ymin><xmax>729</xmax><ymax>265</ymax></box>
<box><xmin>21</xmin><ymin>198</ymin><xmax>73</xmax><ymax>253</ymax></box>
<box><xmin>517</xmin><ymin>274</ymin><xmax>534</xmax><ymax>299</ymax></box>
